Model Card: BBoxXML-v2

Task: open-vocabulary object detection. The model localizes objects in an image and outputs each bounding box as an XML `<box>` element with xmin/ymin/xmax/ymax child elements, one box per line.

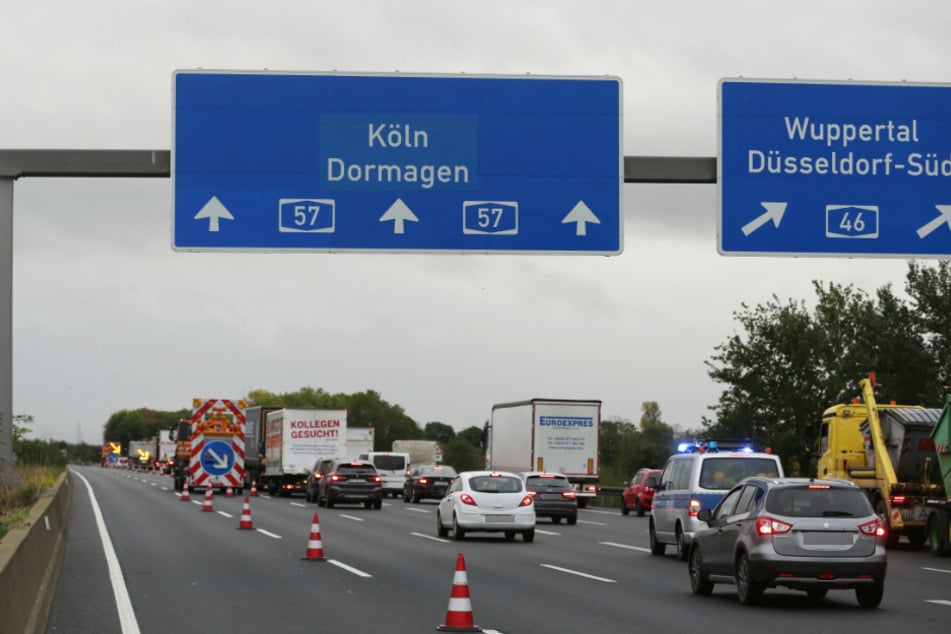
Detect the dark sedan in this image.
<box><xmin>522</xmin><ymin>472</ymin><xmax>578</xmax><ymax>525</ymax></box>
<box><xmin>317</xmin><ymin>460</ymin><xmax>383</xmax><ymax>509</ymax></box>
<box><xmin>687</xmin><ymin>477</ymin><xmax>887</xmax><ymax>607</ymax></box>
<box><xmin>403</xmin><ymin>464</ymin><xmax>457</xmax><ymax>502</ymax></box>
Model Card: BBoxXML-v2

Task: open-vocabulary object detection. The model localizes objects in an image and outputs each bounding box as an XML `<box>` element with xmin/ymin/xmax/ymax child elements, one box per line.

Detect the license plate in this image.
<box><xmin>803</xmin><ymin>532</ymin><xmax>853</xmax><ymax>546</ymax></box>
<box><xmin>486</xmin><ymin>514</ymin><xmax>514</xmax><ymax>523</ymax></box>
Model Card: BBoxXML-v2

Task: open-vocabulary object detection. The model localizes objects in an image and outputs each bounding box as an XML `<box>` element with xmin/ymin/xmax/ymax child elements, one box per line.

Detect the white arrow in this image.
<box><xmin>916</xmin><ymin>204</ymin><xmax>951</xmax><ymax>239</ymax></box>
<box><xmin>379</xmin><ymin>198</ymin><xmax>419</xmax><ymax>234</ymax></box>
<box><xmin>741</xmin><ymin>202</ymin><xmax>788</xmax><ymax>236</ymax></box>
<box><xmin>206</xmin><ymin>448</ymin><xmax>230</xmax><ymax>470</ymax></box>
<box><xmin>561</xmin><ymin>201</ymin><xmax>600</xmax><ymax>236</ymax></box>
<box><xmin>194</xmin><ymin>196</ymin><xmax>234</xmax><ymax>232</ymax></box>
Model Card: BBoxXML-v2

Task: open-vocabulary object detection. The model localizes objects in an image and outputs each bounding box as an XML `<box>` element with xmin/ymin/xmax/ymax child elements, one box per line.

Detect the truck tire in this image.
<box><xmin>577</xmin><ymin>498</ymin><xmax>588</xmax><ymax>509</ymax></box>
<box><xmin>928</xmin><ymin>513</ymin><xmax>950</xmax><ymax>556</ymax></box>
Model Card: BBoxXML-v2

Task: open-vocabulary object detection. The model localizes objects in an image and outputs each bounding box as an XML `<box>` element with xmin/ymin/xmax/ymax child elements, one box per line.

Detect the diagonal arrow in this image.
<box><xmin>916</xmin><ymin>204</ymin><xmax>951</xmax><ymax>239</ymax></box>
<box><xmin>379</xmin><ymin>198</ymin><xmax>419</xmax><ymax>234</ymax></box>
<box><xmin>194</xmin><ymin>196</ymin><xmax>234</xmax><ymax>232</ymax></box>
<box><xmin>741</xmin><ymin>202</ymin><xmax>788</xmax><ymax>236</ymax></box>
<box><xmin>561</xmin><ymin>201</ymin><xmax>601</xmax><ymax>236</ymax></box>
<box><xmin>206</xmin><ymin>447</ymin><xmax>230</xmax><ymax>470</ymax></box>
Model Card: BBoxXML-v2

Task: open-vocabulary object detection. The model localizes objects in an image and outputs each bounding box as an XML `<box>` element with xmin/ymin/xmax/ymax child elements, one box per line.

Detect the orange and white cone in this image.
<box><xmin>202</xmin><ymin>487</ymin><xmax>214</xmax><ymax>512</ymax></box>
<box><xmin>238</xmin><ymin>496</ymin><xmax>253</xmax><ymax>529</ymax></box>
<box><xmin>436</xmin><ymin>553</ymin><xmax>482</xmax><ymax>632</ymax></box>
<box><xmin>181</xmin><ymin>480</ymin><xmax>190</xmax><ymax>501</ymax></box>
<box><xmin>250</xmin><ymin>480</ymin><xmax>258</xmax><ymax>497</ymax></box>
<box><xmin>226</xmin><ymin>486</ymin><xmax>234</xmax><ymax>498</ymax></box>
<box><xmin>302</xmin><ymin>512</ymin><xmax>326</xmax><ymax>561</ymax></box>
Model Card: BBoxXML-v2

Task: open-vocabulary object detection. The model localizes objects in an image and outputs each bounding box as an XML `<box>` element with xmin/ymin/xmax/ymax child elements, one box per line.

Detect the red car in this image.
<box><xmin>621</xmin><ymin>468</ymin><xmax>662</xmax><ymax>516</ymax></box>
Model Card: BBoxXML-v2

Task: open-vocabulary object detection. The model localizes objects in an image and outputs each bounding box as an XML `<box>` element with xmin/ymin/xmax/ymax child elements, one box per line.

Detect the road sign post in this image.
<box><xmin>173</xmin><ymin>71</ymin><xmax>622</xmax><ymax>254</ymax></box>
<box><xmin>719</xmin><ymin>78</ymin><xmax>951</xmax><ymax>257</ymax></box>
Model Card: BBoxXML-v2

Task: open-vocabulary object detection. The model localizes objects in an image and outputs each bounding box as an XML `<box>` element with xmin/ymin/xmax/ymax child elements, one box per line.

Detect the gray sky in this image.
<box><xmin>5</xmin><ymin>1</ymin><xmax>948</xmax><ymax>443</ymax></box>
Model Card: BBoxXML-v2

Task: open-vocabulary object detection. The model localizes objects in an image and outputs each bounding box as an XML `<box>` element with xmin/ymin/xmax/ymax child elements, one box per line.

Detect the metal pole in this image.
<box><xmin>0</xmin><ymin>177</ymin><xmax>14</xmax><ymax>483</ymax></box>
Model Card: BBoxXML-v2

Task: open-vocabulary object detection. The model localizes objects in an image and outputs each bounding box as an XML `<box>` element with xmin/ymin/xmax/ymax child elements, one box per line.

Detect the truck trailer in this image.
<box><xmin>243</xmin><ymin>405</ymin><xmax>282</xmax><ymax>490</ymax></box>
<box><xmin>391</xmin><ymin>439</ymin><xmax>443</xmax><ymax>466</ymax></box>
<box><xmin>817</xmin><ymin>374</ymin><xmax>943</xmax><ymax>547</ymax></box>
<box><xmin>262</xmin><ymin>408</ymin><xmax>348</xmax><ymax>497</ymax></box>
<box><xmin>486</xmin><ymin>398</ymin><xmax>601</xmax><ymax>507</ymax></box>
<box><xmin>925</xmin><ymin>393</ymin><xmax>951</xmax><ymax>556</ymax></box>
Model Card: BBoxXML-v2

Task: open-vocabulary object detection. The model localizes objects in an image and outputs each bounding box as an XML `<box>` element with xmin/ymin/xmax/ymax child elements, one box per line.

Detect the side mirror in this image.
<box><xmin>697</xmin><ymin>508</ymin><xmax>712</xmax><ymax>523</ymax></box>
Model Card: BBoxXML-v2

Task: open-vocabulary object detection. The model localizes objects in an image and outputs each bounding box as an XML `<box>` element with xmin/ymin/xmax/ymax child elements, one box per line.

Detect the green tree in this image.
<box><xmin>423</xmin><ymin>422</ymin><xmax>456</xmax><ymax>443</ymax></box>
<box><xmin>906</xmin><ymin>260</ymin><xmax>951</xmax><ymax>397</ymax></box>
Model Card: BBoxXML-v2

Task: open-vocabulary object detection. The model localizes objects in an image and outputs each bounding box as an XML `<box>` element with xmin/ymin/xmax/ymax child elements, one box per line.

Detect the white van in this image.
<box><xmin>357</xmin><ymin>451</ymin><xmax>410</xmax><ymax>498</ymax></box>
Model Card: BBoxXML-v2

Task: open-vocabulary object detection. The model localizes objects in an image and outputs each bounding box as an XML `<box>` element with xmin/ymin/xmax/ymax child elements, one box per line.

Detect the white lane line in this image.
<box><xmin>540</xmin><ymin>564</ymin><xmax>616</xmax><ymax>583</ymax></box>
<box><xmin>339</xmin><ymin>514</ymin><xmax>365</xmax><ymax>522</ymax></box>
<box><xmin>328</xmin><ymin>559</ymin><xmax>373</xmax><ymax>578</ymax></box>
<box><xmin>600</xmin><ymin>541</ymin><xmax>651</xmax><ymax>553</ymax></box>
<box><xmin>289</xmin><ymin>502</ymin><xmax>307</xmax><ymax>508</ymax></box>
<box><xmin>923</xmin><ymin>567</ymin><xmax>951</xmax><ymax>574</ymax></box>
<box><xmin>404</xmin><ymin>507</ymin><xmax>431</xmax><ymax>514</ymax></box>
<box><xmin>583</xmin><ymin>509</ymin><xmax>620</xmax><ymax>516</ymax></box>
<box><xmin>71</xmin><ymin>470</ymin><xmax>141</xmax><ymax>634</ymax></box>
<box><xmin>578</xmin><ymin>520</ymin><xmax>606</xmax><ymax>526</ymax></box>
<box><xmin>257</xmin><ymin>529</ymin><xmax>282</xmax><ymax>539</ymax></box>
<box><xmin>217</xmin><ymin>511</ymin><xmax>233</xmax><ymax>518</ymax></box>
<box><xmin>535</xmin><ymin>529</ymin><xmax>560</xmax><ymax>536</ymax></box>
<box><xmin>925</xmin><ymin>600</ymin><xmax>951</xmax><ymax>606</ymax></box>
<box><xmin>160</xmin><ymin>487</ymin><xmax>169</xmax><ymax>492</ymax></box>
<box><xmin>149</xmin><ymin>482</ymin><xmax>157</xmax><ymax>487</ymax></box>
<box><xmin>259</xmin><ymin>494</ymin><xmax>273</xmax><ymax>499</ymax></box>
<box><xmin>412</xmin><ymin>531</ymin><xmax>450</xmax><ymax>543</ymax></box>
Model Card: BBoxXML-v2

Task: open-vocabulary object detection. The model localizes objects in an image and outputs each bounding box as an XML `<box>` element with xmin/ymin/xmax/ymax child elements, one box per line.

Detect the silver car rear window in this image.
<box><xmin>765</xmin><ymin>486</ymin><xmax>873</xmax><ymax>517</ymax></box>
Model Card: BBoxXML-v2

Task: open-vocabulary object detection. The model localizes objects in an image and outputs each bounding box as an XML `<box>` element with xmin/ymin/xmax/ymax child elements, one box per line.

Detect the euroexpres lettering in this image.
<box><xmin>539</xmin><ymin>416</ymin><xmax>593</xmax><ymax>428</ymax></box>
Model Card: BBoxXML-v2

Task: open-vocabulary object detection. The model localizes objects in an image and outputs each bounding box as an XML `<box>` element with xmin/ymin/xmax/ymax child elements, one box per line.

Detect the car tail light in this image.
<box><xmin>562</xmin><ymin>490</ymin><xmax>576</xmax><ymax>499</ymax></box>
<box><xmin>890</xmin><ymin>495</ymin><xmax>907</xmax><ymax>506</ymax></box>
<box><xmin>688</xmin><ymin>499</ymin><xmax>702</xmax><ymax>517</ymax></box>
<box><xmin>460</xmin><ymin>493</ymin><xmax>477</xmax><ymax>506</ymax></box>
<box><xmin>755</xmin><ymin>516</ymin><xmax>792</xmax><ymax>535</ymax></box>
<box><xmin>520</xmin><ymin>495</ymin><xmax>534</xmax><ymax>507</ymax></box>
<box><xmin>370</xmin><ymin>475</ymin><xmax>382</xmax><ymax>483</ymax></box>
<box><xmin>419</xmin><ymin>477</ymin><xmax>430</xmax><ymax>485</ymax></box>
<box><xmin>583</xmin><ymin>485</ymin><xmax>597</xmax><ymax>494</ymax></box>
<box><xmin>859</xmin><ymin>518</ymin><xmax>886</xmax><ymax>537</ymax></box>
<box><xmin>330</xmin><ymin>474</ymin><xmax>347</xmax><ymax>482</ymax></box>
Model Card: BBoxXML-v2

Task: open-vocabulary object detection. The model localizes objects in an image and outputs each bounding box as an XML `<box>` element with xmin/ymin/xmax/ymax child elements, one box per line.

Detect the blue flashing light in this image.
<box><xmin>677</xmin><ymin>442</ymin><xmax>692</xmax><ymax>453</ymax></box>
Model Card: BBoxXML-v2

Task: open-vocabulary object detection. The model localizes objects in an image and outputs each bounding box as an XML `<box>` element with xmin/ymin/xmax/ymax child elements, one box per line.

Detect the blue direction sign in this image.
<box><xmin>200</xmin><ymin>440</ymin><xmax>235</xmax><ymax>477</ymax></box>
<box><xmin>173</xmin><ymin>71</ymin><xmax>622</xmax><ymax>254</ymax></box>
<box><xmin>719</xmin><ymin>79</ymin><xmax>951</xmax><ymax>257</ymax></box>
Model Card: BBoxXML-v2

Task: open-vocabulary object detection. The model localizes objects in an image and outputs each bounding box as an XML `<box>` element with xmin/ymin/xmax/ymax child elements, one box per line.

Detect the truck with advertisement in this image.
<box><xmin>171</xmin><ymin>398</ymin><xmax>247</xmax><ymax>493</ymax></box>
<box><xmin>346</xmin><ymin>427</ymin><xmax>375</xmax><ymax>460</ymax></box>
<box><xmin>485</xmin><ymin>398</ymin><xmax>601</xmax><ymax>508</ymax></box>
<box><xmin>243</xmin><ymin>405</ymin><xmax>283</xmax><ymax>490</ymax></box>
<box><xmin>924</xmin><ymin>393</ymin><xmax>951</xmax><ymax>556</ymax></box>
<box><xmin>817</xmin><ymin>373</ymin><xmax>943</xmax><ymax>547</ymax></box>
<box><xmin>262</xmin><ymin>408</ymin><xmax>347</xmax><ymax>497</ymax></box>
<box><xmin>392</xmin><ymin>439</ymin><xmax>443</xmax><ymax>467</ymax></box>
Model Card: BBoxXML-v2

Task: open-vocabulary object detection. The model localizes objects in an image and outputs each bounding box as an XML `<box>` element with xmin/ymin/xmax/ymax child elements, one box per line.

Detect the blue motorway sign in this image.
<box><xmin>173</xmin><ymin>71</ymin><xmax>622</xmax><ymax>254</ymax></box>
<box><xmin>200</xmin><ymin>440</ymin><xmax>235</xmax><ymax>477</ymax></box>
<box><xmin>719</xmin><ymin>79</ymin><xmax>951</xmax><ymax>257</ymax></box>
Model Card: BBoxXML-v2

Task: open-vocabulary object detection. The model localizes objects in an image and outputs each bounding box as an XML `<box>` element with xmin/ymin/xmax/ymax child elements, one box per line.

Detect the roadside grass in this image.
<box><xmin>0</xmin><ymin>465</ymin><xmax>63</xmax><ymax>540</ymax></box>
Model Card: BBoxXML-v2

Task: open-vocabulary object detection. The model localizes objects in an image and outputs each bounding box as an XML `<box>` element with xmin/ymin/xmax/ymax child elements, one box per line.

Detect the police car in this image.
<box><xmin>649</xmin><ymin>440</ymin><xmax>784</xmax><ymax>561</ymax></box>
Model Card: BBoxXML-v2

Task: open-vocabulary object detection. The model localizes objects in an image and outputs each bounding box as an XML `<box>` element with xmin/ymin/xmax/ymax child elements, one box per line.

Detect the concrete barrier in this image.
<box><xmin>0</xmin><ymin>471</ymin><xmax>71</xmax><ymax>634</ymax></box>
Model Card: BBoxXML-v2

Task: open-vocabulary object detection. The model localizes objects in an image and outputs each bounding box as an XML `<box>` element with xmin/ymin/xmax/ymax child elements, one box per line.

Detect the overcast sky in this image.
<box><xmin>5</xmin><ymin>1</ymin><xmax>949</xmax><ymax>444</ymax></box>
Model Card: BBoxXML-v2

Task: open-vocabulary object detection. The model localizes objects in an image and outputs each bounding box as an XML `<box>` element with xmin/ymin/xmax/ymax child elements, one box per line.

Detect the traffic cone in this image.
<box><xmin>436</xmin><ymin>553</ymin><xmax>482</xmax><ymax>632</ymax></box>
<box><xmin>181</xmin><ymin>480</ymin><xmax>190</xmax><ymax>502</ymax></box>
<box><xmin>238</xmin><ymin>496</ymin><xmax>253</xmax><ymax>529</ymax></box>
<box><xmin>250</xmin><ymin>480</ymin><xmax>258</xmax><ymax>497</ymax></box>
<box><xmin>226</xmin><ymin>486</ymin><xmax>234</xmax><ymax>497</ymax></box>
<box><xmin>302</xmin><ymin>512</ymin><xmax>326</xmax><ymax>561</ymax></box>
<box><xmin>202</xmin><ymin>487</ymin><xmax>214</xmax><ymax>512</ymax></box>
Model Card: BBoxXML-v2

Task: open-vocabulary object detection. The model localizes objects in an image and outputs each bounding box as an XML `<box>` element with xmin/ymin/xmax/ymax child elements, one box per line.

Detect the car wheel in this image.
<box><xmin>374</xmin><ymin>499</ymin><xmax>382</xmax><ymax>510</ymax></box>
<box><xmin>577</xmin><ymin>499</ymin><xmax>588</xmax><ymax>509</ymax></box>
<box><xmin>807</xmin><ymin>588</ymin><xmax>828</xmax><ymax>600</ymax></box>
<box><xmin>567</xmin><ymin>516</ymin><xmax>577</xmax><ymax>526</ymax></box>
<box><xmin>676</xmin><ymin>526</ymin><xmax>688</xmax><ymax>561</ymax></box>
<box><xmin>621</xmin><ymin>500</ymin><xmax>630</xmax><ymax>516</ymax></box>
<box><xmin>649</xmin><ymin>520</ymin><xmax>666</xmax><ymax>556</ymax></box>
<box><xmin>635</xmin><ymin>499</ymin><xmax>645</xmax><ymax>517</ymax></box>
<box><xmin>364</xmin><ymin>501</ymin><xmax>372</xmax><ymax>509</ymax></box>
<box><xmin>523</xmin><ymin>529</ymin><xmax>535</xmax><ymax>543</ymax></box>
<box><xmin>317</xmin><ymin>490</ymin><xmax>326</xmax><ymax>507</ymax></box>
<box><xmin>452</xmin><ymin>514</ymin><xmax>466</xmax><ymax>540</ymax></box>
<box><xmin>412</xmin><ymin>488</ymin><xmax>421</xmax><ymax>504</ymax></box>
<box><xmin>735</xmin><ymin>553</ymin><xmax>764</xmax><ymax>606</ymax></box>
<box><xmin>855</xmin><ymin>580</ymin><xmax>884</xmax><ymax>609</ymax></box>
<box><xmin>688</xmin><ymin>546</ymin><xmax>714</xmax><ymax>596</ymax></box>
<box><xmin>504</xmin><ymin>531</ymin><xmax>516</xmax><ymax>541</ymax></box>
<box><xmin>403</xmin><ymin>488</ymin><xmax>410</xmax><ymax>502</ymax></box>
<box><xmin>436</xmin><ymin>511</ymin><xmax>449</xmax><ymax>538</ymax></box>
<box><xmin>326</xmin><ymin>494</ymin><xmax>335</xmax><ymax>509</ymax></box>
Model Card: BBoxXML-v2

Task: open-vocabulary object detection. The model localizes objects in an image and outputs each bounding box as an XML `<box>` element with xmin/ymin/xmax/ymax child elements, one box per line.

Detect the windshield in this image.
<box><xmin>419</xmin><ymin>465</ymin><xmax>456</xmax><ymax>477</ymax></box>
<box><xmin>370</xmin><ymin>455</ymin><xmax>406</xmax><ymax>471</ymax></box>
<box><xmin>765</xmin><ymin>486</ymin><xmax>873</xmax><ymax>517</ymax></box>
<box><xmin>468</xmin><ymin>475</ymin><xmax>522</xmax><ymax>493</ymax></box>
<box><xmin>525</xmin><ymin>476</ymin><xmax>570</xmax><ymax>490</ymax></box>
<box><xmin>698</xmin><ymin>458</ymin><xmax>779</xmax><ymax>490</ymax></box>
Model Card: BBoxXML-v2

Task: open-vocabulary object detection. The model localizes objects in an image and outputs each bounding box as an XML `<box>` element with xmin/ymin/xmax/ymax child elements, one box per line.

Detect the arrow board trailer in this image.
<box><xmin>172</xmin><ymin>70</ymin><xmax>622</xmax><ymax>255</ymax></box>
<box><xmin>719</xmin><ymin>78</ymin><xmax>951</xmax><ymax>257</ymax></box>
<box><xmin>188</xmin><ymin>398</ymin><xmax>247</xmax><ymax>493</ymax></box>
<box><xmin>263</xmin><ymin>408</ymin><xmax>348</xmax><ymax>496</ymax></box>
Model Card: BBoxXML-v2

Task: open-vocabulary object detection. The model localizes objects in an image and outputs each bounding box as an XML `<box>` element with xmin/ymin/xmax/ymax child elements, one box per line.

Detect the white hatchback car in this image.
<box><xmin>436</xmin><ymin>471</ymin><xmax>536</xmax><ymax>542</ymax></box>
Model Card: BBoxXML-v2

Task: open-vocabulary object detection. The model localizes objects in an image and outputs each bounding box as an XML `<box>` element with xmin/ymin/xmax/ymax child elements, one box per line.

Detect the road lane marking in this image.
<box><xmin>923</xmin><ymin>567</ymin><xmax>951</xmax><ymax>574</ymax></box>
<box><xmin>404</xmin><ymin>507</ymin><xmax>431</xmax><ymax>514</ymax></box>
<box><xmin>339</xmin><ymin>514</ymin><xmax>365</xmax><ymax>522</ymax></box>
<box><xmin>71</xmin><ymin>470</ymin><xmax>141</xmax><ymax>634</ymax></box>
<box><xmin>535</xmin><ymin>529</ymin><xmax>560</xmax><ymax>536</ymax></box>
<box><xmin>329</xmin><ymin>560</ymin><xmax>372</xmax><ymax>578</ymax></box>
<box><xmin>217</xmin><ymin>511</ymin><xmax>233</xmax><ymax>518</ymax></box>
<box><xmin>600</xmin><ymin>541</ymin><xmax>651</xmax><ymax>553</ymax></box>
<box><xmin>412</xmin><ymin>531</ymin><xmax>450</xmax><ymax>543</ymax></box>
<box><xmin>925</xmin><ymin>600</ymin><xmax>951</xmax><ymax>606</ymax></box>
<box><xmin>257</xmin><ymin>529</ymin><xmax>282</xmax><ymax>539</ymax></box>
<box><xmin>290</xmin><ymin>502</ymin><xmax>307</xmax><ymax>508</ymax></box>
<box><xmin>540</xmin><ymin>564</ymin><xmax>616</xmax><ymax>583</ymax></box>
<box><xmin>578</xmin><ymin>519</ymin><xmax>606</xmax><ymax>526</ymax></box>
<box><xmin>583</xmin><ymin>509</ymin><xmax>620</xmax><ymax>516</ymax></box>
